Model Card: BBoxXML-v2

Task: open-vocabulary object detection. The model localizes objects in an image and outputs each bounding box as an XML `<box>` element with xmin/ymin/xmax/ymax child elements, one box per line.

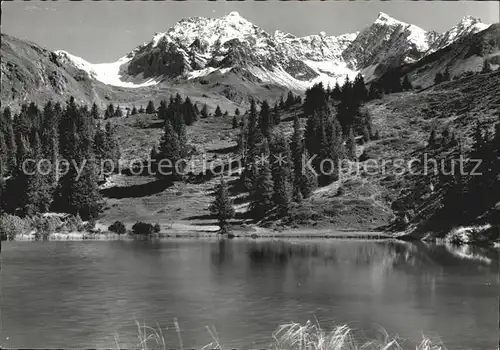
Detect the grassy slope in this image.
<box><xmin>365</xmin><ymin>70</ymin><xmax>500</xmax><ymax>236</ymax></box>
<box><xmin>99</xmin><ymin>113</ymin><xmax>243</xmax><ymax>231</ymax></box>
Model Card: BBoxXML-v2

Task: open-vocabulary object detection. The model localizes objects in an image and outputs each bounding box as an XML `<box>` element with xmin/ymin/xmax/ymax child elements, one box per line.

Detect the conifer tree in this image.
<box><xmin>176</xmin><ymin>113</ymin><xmax>188</xmax><ymax>158</ymax></box>
<box><xmin>105</xmin><ymin>103</ymin><xmax>115</xmax><ymax>119</ymax></box>
<box><xmin>471</xmin><ymin>123</ymin><xmax>484</xmax><ymax>157</ymax></box>
<box><xmin>285</xmin><ymin>91</ymin><xmax>295</xmax><ymax>108</ymax></box>
<box><xmin>24</xmin><ymin>132</ymin><xmax>51</xmax><ymax>215</ymax></box>
<box><xmin>270</xmin><ymin>132</ymin><xmax>293</xmax><ymax>216</ymax></box>
<box><xmin>303</xmin><ymin>83</ymin><xmax>327</xmax><ymax>116</ymax></box>
<box><xmin>58</xmin><ymin>98</ymin><xmax>102</xmax><ymax>219</ymax></box>
<box><xmin>443</xmin><ymin>68</ymin><xmax>451</xmax><ymax>82</ymax></box>
<box><xmin>346</xmin><ymin>128</ymin><xmax>356</xmax><ymax>160</ymax></box>
<box><xmin>2</xmin><ymin>107</ymin><xmax>17</xmax><ymax>172</ymax></box>
<box><xmin>381</xmin><ymin>68</ymin><xmax>402</xmax><ymax>94</ymax></box>
<box><xmin>10</xmin><ymin>133</ymin><xmax>31</xmax><ymax>214</ymax></box>
<box><xmin>0</xmin><ymin>131</ymin><xmax>7</xmax><ymax>179</ymax></box>
<box><xmin>0</xmin><ymin>172</ymin><xmax>6</xmax><ymax>214</ymax></box>
<box><xmin>157</xmin><ymin>100</ymin><xmax>168</xmax><ymax>121</ymax></box>
<box><xmin>139</xmin><ymin>105</ymin><xmax>145</xmax><ymax>114</ymax></box>
<box><xmin>241</xmin><ymin>99</ymin><xmax>262</xmax><ymax>190</ymax></box>
<box><xmin>40</xmin><ymin>101</ymin><xmax>59</xmax><ymax>186</ymax></box>
<box><xmin>301</xmin><ymin>150</ymin><xmax>318</xmax><ymax>198</ymax></box>
<box><xmin>201</xmin><ymin>104</ymin><xmax>209</xmax><ymax>118</ymax></box>
<box><xmin>114</xmin><ymin>106</ymin><xmax>123</xmax><ymax>118</ymax></box>
<box><xmin>305</xmin><ymin>111</ymin><xmax>322</xmax><ymax>161</ymax></box>
<box><xmin>481</xmin><ymin>62</ymin><xmax>492</xmax><ymax>74</ymax></box>
<box><xmin>331</xmin><ymin>82</ymin><xmax>342</xmax><ymax>100</ymax></box>
<box><xmin>157</xmin><ymin>120</ymin><xmax>183</xmax><ymax>178</ymax></box>
<box><xmin>352</xmin><ymin>73</ymin><xmax>368</xmax><ymax>102</ymax></box>
<box><xmin>150</xmin><ymin>145</ymin><xmax>159</xmax><ymax>161</ymax></box>
<box><xmin>494</xmin><ymin>123</ymin><xmax>500</xmax><ymax>151</ymax></box>
<box><xmin>91</xmin><ymin>103</ymin><xmax>100</xmax><ymax>119</ymax></box>
<box><xmin>232</xmin><ymin>116</ymin><xmax>238</xmax><ymax>129</ymax></box>
<box><xmin>368</xmin><ymin>81</ymin><xmax>383</xmax><ymax>100</ymax></box>
<box><xmin>183</xmin><ymin>97</ymin><xmax>197</xmax><ymax>125</ymax></box>
<box><xmin>209</xmin><ymin>176</ymin><xmax>235</xmax><ymax>233</ymax></box>
<box><xmin>402</xmin><ymin>75</ymin><xmax>413</xmax><ymax>91</ymax></box>
<box><xmin>259</xmin><ymin>100</ymin><xmax>271</xmax><ymax>137</ymax></box>
<box><xmin>272</xmin><ymin>103</ymin><xmax>280</xmax><ymax>126</ymax></box>
<box><xmin>319</xmin><ymin>108</ymin><xmax>344</xmax><ymax>184</ymax></box>
<box><xmin>428</xmin><ymin>129</ymin><xmax>437</xmax><ymax>148</ymax></box>
<box><xmin>441</xmin><ymin>128</ymin><xmax>451</xmax><ymax>148</ymax></box>
<box><xmin>326</xmin><ymin>85</ymin><xmax>332</xmax><ymax>98</ymax></box>
<box><xmin>434</xmin><ymin>72</ymin><xmax>444</xmax><ymax>85</ymax></box>
<box><xmin>235</xmin><ymin>108</ymin><xmax>240</xmax><ymax>116</ymax></box>
<box><xmin>249</xmin><ymin>160</ymin><xmax>274</xmax><ymax>220</ymax></box>
<box><xmin>279</xmin><ymin>96</ymin><xmax>285</xmax><ymax>109</ymax></box>
<box><xmin>146</xmin><ymin>100</ymin><xmax>155</xmax><ymax>114</ymax></box>
<box><xmin>131</xmin><ymin>105</ymin><xmax>138</xmax><ymax>115</ymax></box>
<box><xmin>174</xmin><ymin>93</ymin><xmax>183</xmax><ymax>107</ymax></box>
<box><xmin>214</xmin><ymin>105</ymin><xmax>223</xmax><ymax>118</ymax></box>
<box><xmin>291</xmin><ymin>114</ymin><xmax>316</xmax><ymax>201</ymax></box>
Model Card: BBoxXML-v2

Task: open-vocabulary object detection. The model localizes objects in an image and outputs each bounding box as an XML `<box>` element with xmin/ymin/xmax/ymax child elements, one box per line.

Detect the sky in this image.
<box><xmin>2</xmin><ymin>1</ymin><xmax>499</xmax><ymax>63</ymax></box>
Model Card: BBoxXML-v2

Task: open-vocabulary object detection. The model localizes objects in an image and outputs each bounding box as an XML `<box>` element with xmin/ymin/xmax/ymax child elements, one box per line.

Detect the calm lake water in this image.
<box><xmin>1</xmin><ymin>239</ymin><xmax>498</xmax><ymax>349</ymax></box>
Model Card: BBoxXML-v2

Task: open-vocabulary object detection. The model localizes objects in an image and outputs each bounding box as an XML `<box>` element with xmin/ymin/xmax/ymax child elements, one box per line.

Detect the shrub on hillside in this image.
<box><xmin>132</xmin><ymin>222</ymin><xmax>154</xmax><ymax>235</ymax></box>
<box><xmin>108</xmin><ymin>221</ymin><xmax>127</xmax><ymax>234</ymax></box>
<box><xmin>83</xmin><ymin>219</ymin><xmax>97</xmax><ymax>232</ymax></box>
<box><xmin>33</xmin><ymin>215</ymin><xmax>59</xmax><ymax>240</ymax></box>
<box><xmin>0</xmin><ymin>214</ymin><xmax>28</xmax><ymax>241</ymax></box>
<box><xmin>64</xmin><ymin>214</ymin><xmax>84</xmax><ymax>232</ymax></box>
<box><xmin>153</xmin><ymin>223</ymin><xmax>161</xmax><ymax>233</ymax></box>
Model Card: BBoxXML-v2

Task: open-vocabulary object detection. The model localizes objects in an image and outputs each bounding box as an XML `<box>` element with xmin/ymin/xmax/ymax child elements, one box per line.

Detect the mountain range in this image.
<box><xmin>1</xmin><ymin>11</ymin><xmax>498</xmax><ymax>109</ymax></box>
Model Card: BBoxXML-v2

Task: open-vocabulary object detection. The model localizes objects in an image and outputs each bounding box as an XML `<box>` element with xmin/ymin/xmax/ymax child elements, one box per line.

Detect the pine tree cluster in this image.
<box><xmin>1</xmin><ymin>98</ymin><xmax>120</xmax><ymax>219</ymax></box>
<box><xmin>365</xmin><ymin>67</ymin><xmax>414</xmax><ymax>99</ymax></box>
<box><xmin>238</xmin><ymin>99</ymin><xmax>317</xmax><ymax>221</ymax></box>
<box><xmin>149</xmin><ymin>93</ymin><xmax>201</xmax><ymax>178</ymax></box>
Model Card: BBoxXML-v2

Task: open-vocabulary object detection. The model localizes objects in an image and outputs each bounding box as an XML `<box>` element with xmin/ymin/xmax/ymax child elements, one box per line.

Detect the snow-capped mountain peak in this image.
<box><xmin>427</xmin><ymin>15</ymin><xmax>491</xmax><ymax>54</ymax></box>
<box><xmin>54</xmin><ymin>50</ymin><xmax>158</xmax><ymax>88</ymax></box>
<box><xmin>50</xmin><ymin>12</ymin><xmax>494</xmax><ymax>93</ymax></box>
<box><xmin>274</xmin><ymin>30</ymin><xmax>297</xmax><ymax>40</ymax></box>
<box><xmin>224</xmin><ymin>11</ymin><xmax>243</xmax><ymax>19</ymax></box>
<box><xmin>375</xmin><ymin>12</ymin><xmax>408</xmax><ymax>27</ymax></box>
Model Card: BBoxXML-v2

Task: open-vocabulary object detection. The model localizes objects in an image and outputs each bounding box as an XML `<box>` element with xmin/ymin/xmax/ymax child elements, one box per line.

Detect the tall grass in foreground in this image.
<box><xmin>117</xmin><ymin>319</ymin><xmax>445</xmax><ymax>350</ymax></box>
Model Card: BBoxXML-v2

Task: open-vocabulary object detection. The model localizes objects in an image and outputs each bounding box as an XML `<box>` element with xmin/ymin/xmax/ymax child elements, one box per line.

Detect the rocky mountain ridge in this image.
<box><xmin>1</xmin><ymin>11</ymin><xmax>495</xmax><ymax>109</ymax></box>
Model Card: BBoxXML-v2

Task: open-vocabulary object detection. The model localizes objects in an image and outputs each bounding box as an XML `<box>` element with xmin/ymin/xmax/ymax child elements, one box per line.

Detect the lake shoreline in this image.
<box><xmin>9</xmin><ymin>221</ymin><xmax>399</xmax><ymax>241</ymax></box>
<box><xmin>7</xmin><ymin>222</ymin><xmax>497</xmax><ymax>247</ymax></box>
<box><xmin>12</xmin><ymin>227</ymin><xmax>395</xmax><ymax>241</ymax></box>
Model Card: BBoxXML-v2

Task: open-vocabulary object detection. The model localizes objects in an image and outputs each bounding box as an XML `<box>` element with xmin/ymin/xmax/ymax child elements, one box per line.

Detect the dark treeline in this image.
<box><xmin>366</xmin><ymin>67</ymin><xmax>416</xmax><ymax>99</ymax></box>
<box><xmin>393</xmin><ymin>116</ymin><xmax>500</xmax><ymax>230</ymax></box>
<box><xmin>235</xmin><ymin>91</ymin><xmax>319</xmax><ymax>221</ymax></box>
<box><xmin>0</xmin><ymin>98</ymin><xmax>120</xmax><ymax>219</ymax></box>
<box><xmin>432</xmin><ymin>119</ymin><xmax>500</xmax><ymax>228</ymax></box>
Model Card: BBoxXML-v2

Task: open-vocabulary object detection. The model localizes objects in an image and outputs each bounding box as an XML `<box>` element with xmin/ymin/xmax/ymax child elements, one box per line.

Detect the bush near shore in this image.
<box><xmin>0</xmin><ymin>213</ymin><xmax>87</xmax><ymax>240</ymax></box>
<box><xmin>0</xmin><ymin>212</ymin><xmax>169</xmax><ymax>240</ymax></box>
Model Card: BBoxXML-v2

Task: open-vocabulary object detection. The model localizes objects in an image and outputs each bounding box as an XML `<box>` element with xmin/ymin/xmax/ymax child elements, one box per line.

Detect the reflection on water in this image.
<box><xmin>2</xmin><ymin>239</ymin><xmax>498</xmax><ymax>349</ymax></box>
